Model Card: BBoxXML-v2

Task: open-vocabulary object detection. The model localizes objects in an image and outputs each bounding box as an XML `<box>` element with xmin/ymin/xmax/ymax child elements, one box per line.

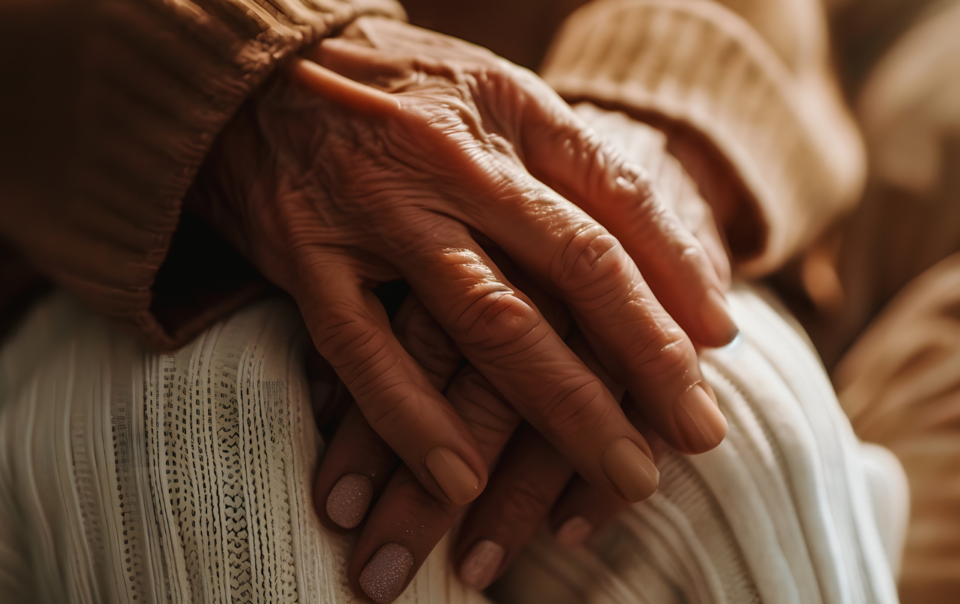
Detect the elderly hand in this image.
<box><xmin>312</xmin><ymin>105</ymin><xmax>736</xmax><ymax>602</ymax></box>
<box><xmin>189</xmin><ymin>15</ymin><xmax>734</xmax><ymax>548</ymax></box>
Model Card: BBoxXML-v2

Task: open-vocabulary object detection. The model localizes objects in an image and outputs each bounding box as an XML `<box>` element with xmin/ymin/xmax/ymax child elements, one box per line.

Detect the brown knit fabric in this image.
<box><xmin>835</xmin><ymin>253</ymin><xmax>960</xmax><ymax>604</ymax></box>
<box><xmin>541</xmin><ymin>0</ymin><xmax>865</xmax><ymax>277</ymax></box>
<box><xmin>818</xmin><ymin>5</ymin><xmax>960</xmax><ymax>601</ymax></box>
<box><xmin>0</xmin><ymin>0</ymin><xmax>404</xmax><ymax>350</ymax></box>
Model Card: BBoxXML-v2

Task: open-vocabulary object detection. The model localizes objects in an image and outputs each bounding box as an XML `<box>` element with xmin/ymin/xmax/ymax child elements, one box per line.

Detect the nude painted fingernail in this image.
<box><xmin>555</xmin><ymin>516</ymin><xmax>593</xmax><ymax>550</ymax></box>
<box><xmin>701</xmin><ymin>289</ymin><xmax>740</xmax><ymax>345</ymax></box>
<box><xmin>459</xmin><ymin>539</ymin><xmax>505</xmax><ymax>591</ymax></box>
<box><xmin>326</xmin><ymin>473</ymin><xmax>373</xmax><ymax>529</ymax></box>
<box><xmin>601</xmin><ymin>437</ymin><xmax>659</xmax><ymax>502</ymax></box>
<box><xmin>360</xmin><ymin>543</ymin><xmax>414</xmax><ymax>603</ymax></box>
<box><xmin>674</xmin><ymin>383</ymin><xmax>728</xmax><ymax>453</ymax></box>
<box><xmin>424</xmin><ymin>446</ymin><xmax>479</xmax><ymax>505</ymax></box>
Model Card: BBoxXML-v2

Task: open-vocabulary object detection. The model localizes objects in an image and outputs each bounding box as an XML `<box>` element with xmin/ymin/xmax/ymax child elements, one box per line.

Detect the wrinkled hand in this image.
<box><xmin>313</xmin><ymin>106</ymin><xmax>737</xmax><ymax>601</ymax></box>
<box><xmin>189</xmin><ymin>14</ymin><xmax>735</xmax><ymax>561</ymax></box>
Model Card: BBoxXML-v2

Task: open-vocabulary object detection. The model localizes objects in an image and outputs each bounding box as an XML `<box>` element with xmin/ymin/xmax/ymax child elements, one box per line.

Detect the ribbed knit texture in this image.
<box><xmin>0</xmin><ymin>287</ymin><xmax>905</xmax><ymax>603</ymax></box>
<box><xmin>541</xmin><ymin>0</ymin><xmax>866</xmax><ymax>277</ymax></box>
<box><xmin>0</xmin><ymin>0</ymin><xmax>404</xmax><ymax>351</ymax></box>
<box><xmin>0</xmin><ymin>296</ymin><xmax>492</xmax><ymax>603</ymax></box>
<box><xmin>836</xmin><ymin>252</ymin><xmax>960</xmax><ymax>603</ymax></box>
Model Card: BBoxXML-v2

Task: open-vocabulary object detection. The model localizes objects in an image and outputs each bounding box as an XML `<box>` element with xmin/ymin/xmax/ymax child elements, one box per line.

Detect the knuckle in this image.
<box><xmin>311</xmin><ymin>311</ymin><xmax>416</xmax><ymax>417</ymax></box>
<box><xmin>362</xmin><ymin>386</ymin><xmax>421</xmax><ymax>436</ymax></box>
<box><xmin>616</xmin><ymin>164</ymin><xmax>656</xmax><ymax>207</ymax></box>
<box><xmin>551</xmin><ymin>224</ymin><xmax>630</xmax><ymax>299</ymax></box>
<box><xmin>452</xmin><ymin>370</ymin><xmax>522</xmax><ymax>438</ymax></box>
<box><xmin>452</xmin><ymin>287</ymin><xmax>543</xmax><ymax>355</ymax></box>
<box><xmin>541</xmin><ymin>378</ymin><xmax>610</xmax><ymax>441</ymax></box>
<box><xmin>395</xmin><ymin>306</ymin><xmax>460</xmax><ymax>380</ymax></box>
<box><xmin>622</xmin><ymin>182</ymin><xmax>669</xmax><ymax>227</ymax></box>
<box><xmin>314</xmin><ymin>310</ymin><xmax>386</xmax><ymax>368</ymax></box>
<box><xmin>628</xmin><ymin>327</ymin><xmax>696</xmax><ymax>388</ymax></box>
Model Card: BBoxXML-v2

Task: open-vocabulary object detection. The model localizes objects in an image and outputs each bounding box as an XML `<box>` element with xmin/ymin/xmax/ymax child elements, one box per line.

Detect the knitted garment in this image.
<box><xmin>0</xmin><ymin>0</ymin><xmax>405</xmax><ymax>350</ymax></box>
<box><xmin>812</xmin><ymin>0</ymin><xmax>960</xmax><ymax>365</ymax></box>
<box><xmin>835</xmin><ymin>252</ymin><xmax>960</xmax><ymax>603</ymax></box>
<box><xmin>0</xmin><ymin>284</ymin><xmax>904</xmax><ymax>603</ymax></box>
<box><xmin>541</xmin><ymin>0</ymin><xmax>865</xmax><ymax>277</ymax></box>
<box><xmin>828</xmin><ymin>8</ymin><xmax>960</xmax><ymax>599</ymax></box>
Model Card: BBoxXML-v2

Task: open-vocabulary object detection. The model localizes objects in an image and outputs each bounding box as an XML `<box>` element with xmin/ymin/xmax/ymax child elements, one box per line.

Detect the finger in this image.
<box><xmin>458</xmin><ymin>172</ymin><xmax>727</xmax><ymax>455</ymax></box>
<box><xmin>349</xmin><ymin>362</ymin><xmax>526</xmax><ymax>602</ymax></box>
<box><xmin>287</xmin><ymin>58</ymin><xmax>401</xmax><ymax>118</ymax></box>
<box><xmin>396</xmin><ymin>227</ymin><xmax>660</xmax><ymax>500</ymax></box>
<box><xmin>550</xmin><ymin>477</ymin><xmax>629</xmax><ymax>550</ymax></box>
<box><xmin>293</xmin><ymin>260</ymin><xmax>487</xmax><ymax>506</ymax></box>
<box><xmin>519</xmin><ymin>98</ymin><xmax>739</xmax><ymax>348</ymax></box>
<box><xmin>305</xmin><ymin>344</ymin><xmax>354</xmax><ymax>439</ymax></box>
<box><xmin>655</xmin><ymin>139</ymin><xmax>732</xmax><ymax>290</ymax></box>
<box><xmin>549</xmin><ymin>402</ymin><xmax>671</xmax><ymax>551</ymax></box>
<box><xmin>455</xmin><ymin>425</ymin><xmax>576</xmax><ymax>591</ymax></box>
<box><xmin>352</xmin><ymin>464</ymin><xmax>459</xmax><ymax>603</ymax></box>
<box><xmin>350</xmin><ymin>289</ymin><xmax>579</xmax><ymax>601</ymax></box>
<box><xmin>688</xmin><ymin>195</ymin><xmax>732</xmax><ymax>291</ymax></box>
<box><xmin>315</xmin><ymin>292</ymin><xmax>466</xmax><ymax>531</ymax></box>
<box><xmin>452</xmin><ymin>327</ymin><xmax>632</xmax><ymax>589</ymax></box>
<box><xmin>314</xmin><ymin>405</ymin><xmax>398</xmax><ymax>530</ymax></box>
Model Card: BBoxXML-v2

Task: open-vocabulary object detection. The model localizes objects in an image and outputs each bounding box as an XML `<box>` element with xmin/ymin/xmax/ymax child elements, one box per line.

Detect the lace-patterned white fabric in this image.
<box><xmin>0</xmin><ymin>283</ymin><xmax>904</xmax><ymax>604</ymax></box>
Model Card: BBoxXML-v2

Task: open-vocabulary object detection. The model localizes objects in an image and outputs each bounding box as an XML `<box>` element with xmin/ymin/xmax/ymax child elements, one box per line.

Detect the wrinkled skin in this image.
<box><xmin>188</xmin><ymin>16</ymin><xmax>737</xmax><ymax>602</ymax></box>
<box><xmin>312</xmin><ymin>107</ymin><xmax>739</xmax><ymax>600</ymax></box>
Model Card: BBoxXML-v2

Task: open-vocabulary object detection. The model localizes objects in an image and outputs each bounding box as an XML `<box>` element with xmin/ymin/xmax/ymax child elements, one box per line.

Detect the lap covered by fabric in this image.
<box><xmin>0</xmin><ymin>285</ymin><xmax>905</xmax><ymax>604</ymax></box>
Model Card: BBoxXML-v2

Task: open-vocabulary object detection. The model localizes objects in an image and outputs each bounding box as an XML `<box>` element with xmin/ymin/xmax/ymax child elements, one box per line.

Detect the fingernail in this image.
<box><xmin>459</xmin><ymin>539</ymin><xmax>505</xmax><ymax>591</ymax></box>
<box><xmin>555</xmin><ymin>516</ymin><xmax>593</xmax><ymax>550</ymax></box>
<box><xmin>359</xmin><ymin>543</ymin><xmax>414</xmax><ymax>603</ymax></box>
<box><xmin>424</xmin><ymin>446</ymin><xmax>479</xmax><ymax>505</ymax></box>
<box><xmin>326</xmin><ymin>473</ymin><xmax>373</xmax><ymax>529</ymax></box>
<box><xmin>674</xmin><ymin>383</ymin><xmax>728</xmax><ymax>453</ymax></box>
<box><xmin>601</xmin><ymin>437</ymin><xmax>659</xmax><ymax>502</ymax></box>
<box><xmin>701</xmin><ymin>289</ymin><xmax>739</xmax><ymax>345</ymax></box>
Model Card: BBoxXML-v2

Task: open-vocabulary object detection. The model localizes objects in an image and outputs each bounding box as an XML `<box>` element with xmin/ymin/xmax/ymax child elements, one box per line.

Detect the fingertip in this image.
<box><xmin>326</xmin><ymin>473</ymin><xmax>374</xmax><ymax>529</ymax></box>
<box><xmin>674</xmin><ymin>383</ymin><xmax>728</xmax><ymax>454</ymax></box>
<box><xmin>699</xmin><ymin>288</ymin><xmax>740</xmax><ymax>347</ymax></box>
<box><xmin>359</xmin><ymin>543</ymin><xmax>414</xmax><ymax>603</ymax></box>
<box><xmin>459</xmin><ymin>539</ymin><xmax>505</xmax><ymax>591</ymax></box>
<box><xmin>424</xmin><ymin>446</ymin><xmax>483</xmax><ymax>506</ymax></box>
<box><xmin>554</xmin><ymin>516</ymin><xmax>593</xmax><ymax>550</ymax></box>
<box><xmin>600</xmin><ymin>437</ymin><xmax>660</xmax><ymax>502</ymax></box>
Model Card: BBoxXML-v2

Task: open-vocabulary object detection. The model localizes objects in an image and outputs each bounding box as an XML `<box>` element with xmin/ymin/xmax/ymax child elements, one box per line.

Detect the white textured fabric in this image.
<box><xmin>492</xmin><ymin>287</ymin><xmax>905</xmax><ymax>604</ymax></box>
<box><xmin>0</xmin><ymin>296</ymin><xmax>487</xmax><ymax>604</ymax></box>
<box><xmin>0</xmin><ymin>285</ymin><xmax>904</xmax><ymax>603</ymax></box>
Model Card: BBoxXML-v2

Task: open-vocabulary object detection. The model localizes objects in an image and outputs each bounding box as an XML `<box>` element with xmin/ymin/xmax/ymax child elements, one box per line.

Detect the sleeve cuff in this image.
<box><xmin>10</xmin><ymin>0</ymin><xmax>404</xmax><ymax>349</ymax></box>
<box><xmin>540</xmin><ymin>0</ymin><xmax>865</xmax><ymax>276</ymax></box>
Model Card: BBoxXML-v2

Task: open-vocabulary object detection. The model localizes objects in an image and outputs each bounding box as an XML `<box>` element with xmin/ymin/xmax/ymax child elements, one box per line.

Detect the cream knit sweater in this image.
<box><xmin>541</xmin><ymin>0</ymin><xmax>865</xmax><ymax>277</ymax></box>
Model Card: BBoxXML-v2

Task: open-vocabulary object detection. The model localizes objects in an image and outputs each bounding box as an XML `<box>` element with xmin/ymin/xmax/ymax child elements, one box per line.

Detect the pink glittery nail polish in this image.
<box><xmin>326</xmin><ymin>473</ymin><xmax>373</xmax><ymax>529</ymax></box>
<box><xmin>359</xmin><ymin>543</ymin><xmax>414</xmax><ymax>603</ymax></box>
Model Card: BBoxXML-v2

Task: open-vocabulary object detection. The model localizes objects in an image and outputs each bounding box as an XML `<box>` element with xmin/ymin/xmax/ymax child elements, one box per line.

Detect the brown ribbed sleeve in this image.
<box><xmin>541</xmin><ymin>0</ymin><xmax>866</xmax><ymax>277</ymax></box>
<box><xmin>0</xmin><ymin>0</ymin><xmax>404</xmax><ymax>350</ymax></box>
